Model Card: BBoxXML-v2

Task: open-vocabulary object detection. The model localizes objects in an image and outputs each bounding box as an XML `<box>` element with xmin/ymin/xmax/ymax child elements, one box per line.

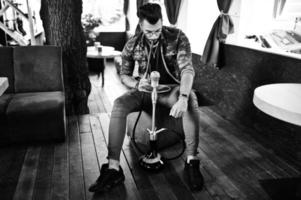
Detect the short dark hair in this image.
<box><xmin>137</xmin><ymin>3</ymin><xmax>162</xmax><ymax>24</ymax></box>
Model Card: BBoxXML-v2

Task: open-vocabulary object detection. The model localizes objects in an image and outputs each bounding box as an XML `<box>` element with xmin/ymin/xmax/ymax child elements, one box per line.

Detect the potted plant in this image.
<box><xmin>81</xmin><ymin>14</ymin><xmax>102</xmax><ymax>46</ymax></box>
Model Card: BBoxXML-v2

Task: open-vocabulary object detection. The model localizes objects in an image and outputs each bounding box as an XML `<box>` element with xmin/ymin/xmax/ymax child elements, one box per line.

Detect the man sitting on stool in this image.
<box><xmin>89</xmin><ymin>3</ymin><xmax>204</xmax><ymax>192</ymax></box>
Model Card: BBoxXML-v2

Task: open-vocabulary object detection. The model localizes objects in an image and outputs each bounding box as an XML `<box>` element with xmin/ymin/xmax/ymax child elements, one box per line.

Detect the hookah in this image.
<box><xmin>132</xmin><ymin>39</ymin><xmax>186</xmax><ymax>171</ymax></box>
<box><xmin>136</xmin><ymin>71</ymin><xmax>186</xmax><ymax>171</ymax></box>
<box><xmin>138</xmin><ymin>71</ymin><xmax>170</xmax><ymax>170</ymax></box>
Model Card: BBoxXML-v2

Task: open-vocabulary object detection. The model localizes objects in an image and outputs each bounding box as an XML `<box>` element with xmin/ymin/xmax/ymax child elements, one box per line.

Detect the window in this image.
<box><xmin>0</xmin><ymin>0</ymin><xmax>44</xmax><ymax>44</ymax></box>
<box><xmin>82</xmin><ymin>0</ymin><xmax>125</xmax><ymax>32</ymax></box>
<box><xmin>227</xmin><ymin>0</ymin><xmax>301</xmax><ymax>56</ymax></box>
<box><xmin>275</xmin><ymin>0</ymin><xmax>301</xmax><ymax>20</ymax></box>
<box><xmin>185</xmin><ymin>0</ymin><xmax>219</xmax><ymax>54</ymax></box>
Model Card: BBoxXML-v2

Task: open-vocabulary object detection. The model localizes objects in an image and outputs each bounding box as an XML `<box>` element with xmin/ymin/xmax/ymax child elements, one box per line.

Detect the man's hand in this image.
<box><xmin>169</xmin><ymin>97</ymin><xmax>188</xmax><ymax>118</ymax></box>
<box><xmin>138</xmin><ymin>78</ymin><xmax>150</xmax><ymax>91</ymax></box>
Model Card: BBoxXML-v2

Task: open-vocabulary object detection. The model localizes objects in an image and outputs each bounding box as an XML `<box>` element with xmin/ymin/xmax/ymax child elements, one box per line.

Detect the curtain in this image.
<box><xmin>124</xmin><ymin>0</ymin><xmax>130</xmax><ymax>30</ymax></box>
<box><xmin>273</xmin><ymin>0</ymin><xmax>286</xmax><ymax>18</ymax></box>
<box><xmin>135</xmin><ymin>0</ymin><xmax>149</xmax><ymax>34</ymax></box>
<box><xmin>201</xmin><ymin>0</ymin><xmax>234</xmax><ymax>68</ymax></box>
<box><xmin>164</xmin><ymin>0</ymin><xmax>182</xmax><ymax>25</ymax></box>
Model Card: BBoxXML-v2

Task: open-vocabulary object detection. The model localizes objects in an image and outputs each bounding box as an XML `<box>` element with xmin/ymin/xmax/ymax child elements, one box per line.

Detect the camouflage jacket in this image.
<box><xmin>120</xmin><ymin>26</ymin><xmax>195</xmax><ymax>83</ymax></box>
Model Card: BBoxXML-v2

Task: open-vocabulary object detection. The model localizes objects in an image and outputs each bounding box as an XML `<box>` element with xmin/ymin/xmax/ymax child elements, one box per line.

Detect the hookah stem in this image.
<box><xmin>151</xmin><ymin>102</ymin><xmax>156</xmax><ymax>134</ymax></box>
<box><xmin>150</xmin><ymin>86</ymin><xmax>158</xmax><ymax>157</ymax></box>
<box><xmin>151</xmin><ymin>87</ymin><xmax>157</xmax><ymax>141</ymax></box>
<box><xmin>150</xmin><ymin>100</ymin><xmax>157</xmax><ymax>156</ymax></box>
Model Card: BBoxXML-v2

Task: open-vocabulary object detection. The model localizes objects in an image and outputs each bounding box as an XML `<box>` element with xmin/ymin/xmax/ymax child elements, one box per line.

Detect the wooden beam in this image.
<box><xmin>1</xmin><ymin>0</ymin><xmax>37</xmax><ymax>45</ymax></box>
<box><xmin>0</xmin><ymin>21</ymin><xmax>28</xmax><ymax>45</ymax></box>
<box><xmin>3</xmin><ymin>0</ymin><xmax>28</xmax><ymax>21</ymax></box>
<box><xmin>26</xmin><ymin>0</ymin><xmax>36</xmax><ymax>45</ymax></box>
<box><xmin>0</xmin><ymin>4</ymin><xmax>9</xmax><ymax>16</ymax></box>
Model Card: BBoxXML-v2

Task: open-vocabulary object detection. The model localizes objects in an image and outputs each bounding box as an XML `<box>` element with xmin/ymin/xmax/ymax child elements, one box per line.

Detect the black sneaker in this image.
<box><xmin>88</xmin><ymin>163</ymin><xmax>125</xmax><ymax>193</ymax></box>
<box><xmin>184</xmin><ymin>159</ymin><xmax>204</xmax><ymax>191</ymax></box>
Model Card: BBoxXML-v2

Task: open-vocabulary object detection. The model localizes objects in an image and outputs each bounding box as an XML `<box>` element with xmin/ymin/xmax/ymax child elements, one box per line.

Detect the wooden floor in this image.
<box><xmin>0</xmin><ymin>62</ymin><xmax>300</xmax><ymax>200</ymax></box>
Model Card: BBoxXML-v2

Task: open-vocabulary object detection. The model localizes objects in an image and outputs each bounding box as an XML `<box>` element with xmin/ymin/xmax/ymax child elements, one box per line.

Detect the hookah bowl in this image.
<box><xmin>139</xmin><ymin>128</ymin><xmax>167</xmax><ymax>171</ymax></box>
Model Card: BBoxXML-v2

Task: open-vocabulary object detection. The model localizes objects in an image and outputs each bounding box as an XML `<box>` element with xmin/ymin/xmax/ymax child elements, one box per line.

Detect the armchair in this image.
<box><xmin>0</xmin><ymin>46</ymin><xmax>66</xmax><ymax>145</ymax></box>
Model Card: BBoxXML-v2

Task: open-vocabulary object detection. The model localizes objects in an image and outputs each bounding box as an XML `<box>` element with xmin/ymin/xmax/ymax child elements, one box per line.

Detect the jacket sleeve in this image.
<box><xmin>176</xmin><ymin>30</ymin><xmax>195</xmax><ymax>78</ymax></box>
<box><xmin>120</xmin><ymin>37</ymin><xmax>136</xmax><ymax>76</ymax></box>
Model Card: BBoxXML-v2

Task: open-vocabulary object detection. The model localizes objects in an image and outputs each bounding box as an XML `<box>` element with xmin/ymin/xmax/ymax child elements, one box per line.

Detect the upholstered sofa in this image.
<box><xmin>0</xmin><ymin>46</ymin><xmax>66</xmax><ymax>145</ymax></box>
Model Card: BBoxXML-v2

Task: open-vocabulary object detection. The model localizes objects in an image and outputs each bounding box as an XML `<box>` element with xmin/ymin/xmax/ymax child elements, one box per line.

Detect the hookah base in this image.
<box><xmin>139</xmin><ymin>153</ymin><xmax>165</xmax><ymax>171</ymax></box>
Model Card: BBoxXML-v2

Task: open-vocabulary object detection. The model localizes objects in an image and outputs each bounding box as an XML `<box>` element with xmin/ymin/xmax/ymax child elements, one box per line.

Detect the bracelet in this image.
<box><xmin>180</xmin><ymin>93</ymin><xmax>188</xmax><ymax>98</ymax></box>
<box><xmin>179</xmin><ymin>93</ymin><xmax>188</xmax><ymax>100</ymax></box>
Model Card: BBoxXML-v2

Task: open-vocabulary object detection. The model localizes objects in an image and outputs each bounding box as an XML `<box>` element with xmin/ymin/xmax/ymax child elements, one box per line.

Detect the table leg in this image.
<box><xmin>101</xmin><ymin>58</ymin><xmax>106</xmax><ymax>87</ymax></box>
<box><xmin>87</xmin><ymin>58</ymin><xmax>105</xmax><ymax>87</ymax></box>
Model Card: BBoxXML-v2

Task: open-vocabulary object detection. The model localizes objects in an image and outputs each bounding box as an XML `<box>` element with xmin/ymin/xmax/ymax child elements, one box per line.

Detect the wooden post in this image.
<box><xmin>26</xmin><ymin>0</ymin><xmax>36</xmax><ymax>45</ymax></box>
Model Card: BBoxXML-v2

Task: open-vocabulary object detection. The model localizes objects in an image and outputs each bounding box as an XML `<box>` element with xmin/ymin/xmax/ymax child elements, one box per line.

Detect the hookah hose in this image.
<box><xmin>131</xmin><ymin>90</ymin><xmax>186</xmax><ymax>161</ymax></box>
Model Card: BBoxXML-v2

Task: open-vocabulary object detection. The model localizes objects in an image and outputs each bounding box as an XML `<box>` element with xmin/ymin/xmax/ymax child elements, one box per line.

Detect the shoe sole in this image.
<box><xmin>96</xmin><ymin>176</ymin><xmax>125</xmax><ymax>193</ymax></box>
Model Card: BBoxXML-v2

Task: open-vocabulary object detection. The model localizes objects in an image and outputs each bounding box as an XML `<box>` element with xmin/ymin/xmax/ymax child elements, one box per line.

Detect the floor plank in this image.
<box><xmin>89</xmin><ymin>78</ymin><xmax>107</xmax><ymax>113</ymax></box>
<box><xmin>79</xmin><ymin>115</ymin><xmax>100</xmax><ymax>200</ymax></box>
<box><xmin>51</xmin><ymin>136</ymin><xmax>69</xmax><ymax>200</ymax></box>
<box><xmin>13</xmin><ymin>146</ymin><xmax>41</xmax><ymax>200</ymax></box>
<box><xmin>197</xmin><ymin>125</ymin><xmax>271</xmax><ymax>200</ymax></box>
<box><xmin>203</xmin><ymin>107</ymin><xmax>300</xmax><ymax>177</ymax></box>
<box><xmin>197</xmin><ymin>149</ymin><xmax>247</xmax><ymax>200</ymax></box>
<box><xmin>33</xmin><ymin>144</ymin><xmax>54</xmax><ymax>200</ymax></box>
<box><xmin>79</xmin><ymin>114</ymin><xmax>92</xmax><ymax>134</ymax></box>
<box><xmin>68</xmin><ymin>116</ymin><xmax>85</xmax><ymax>200</ymax></box>
<box><xmin>0</xmin><ymin>146</ymin><xmax>26</xmax><ymax>200</ymax></box>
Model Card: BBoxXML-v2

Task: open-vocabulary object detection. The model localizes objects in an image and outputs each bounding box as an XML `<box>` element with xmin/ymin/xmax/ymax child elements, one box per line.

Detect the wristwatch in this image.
<box><xmin>180</xmin><ymin>93</ymin><xmax>188</xmax><ymax>100</ymax></box>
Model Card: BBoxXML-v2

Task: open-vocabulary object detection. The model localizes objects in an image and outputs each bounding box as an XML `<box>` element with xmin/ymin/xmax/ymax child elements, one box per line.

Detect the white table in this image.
<box><xmin>87</xmin><ymin>46</ymin><xmax>122</xmax><ymax>59</ymax></box>
<box><xmin>253</xmin><ymin>83</ymin><xmax>301</xmax><ymax>126</ymax></box>
<box><xmin>253</xmin><ymin>83</ymin><xmax>301</xmax><ymax>199</ymax></box>
<box><xmin>87</xmin><ymin>46</ymin><xmax>121</xmax><ymax>87</ymax></box>
<box><xmin>0</xmin><ymin>77</ymin><xmax>9</xmax><ymax>96</ymax></box>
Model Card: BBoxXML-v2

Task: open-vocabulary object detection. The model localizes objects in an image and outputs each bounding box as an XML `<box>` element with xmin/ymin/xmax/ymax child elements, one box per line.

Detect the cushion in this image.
<box><xmin>127</xmin><ymin>108</ymin><xmax>184</xmax><ymax>151</ymax></box>
<box><xmin>0</xmin><ymin>47</ymin><xmax>14</xmax><ymax>93</ymax></box>
<box><xmin>0</xmin><ymin>94</ymin><xmax>14</xmax><ymax>144</ymax></box>
<box><xmin>13</xmin><ymin>46</ymin><xmax>63</xmax><ymax>93</ymax></box>
<box><xmin>6</xmin><ymin>91</ymin><xmax>66</xmax><ymax>143</ymax></box>
<box><xmin>0</xmin><ymin>94</ymin><xmax>13</xmax><ymax>115</ymax></box>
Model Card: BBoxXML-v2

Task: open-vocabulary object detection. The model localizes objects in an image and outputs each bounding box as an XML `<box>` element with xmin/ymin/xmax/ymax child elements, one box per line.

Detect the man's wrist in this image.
<box><xmin>179</xmin><ymin>93</ymin><xmax>188</xmax><ymax>101</ymax></box>
<box><xmin>134</xmin><ymin>80</ymin><xmax>140</xmax><ymax>89</ymax></box>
